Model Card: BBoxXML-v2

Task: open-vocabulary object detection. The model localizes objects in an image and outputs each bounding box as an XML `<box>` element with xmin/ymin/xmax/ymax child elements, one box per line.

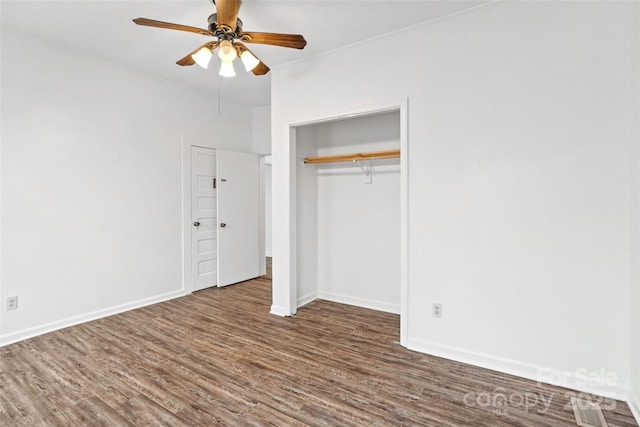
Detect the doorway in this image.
<box><xmin>183</xmin><ymin>145</ymin><xmax>265</xmax><ymax>293</ymax></box>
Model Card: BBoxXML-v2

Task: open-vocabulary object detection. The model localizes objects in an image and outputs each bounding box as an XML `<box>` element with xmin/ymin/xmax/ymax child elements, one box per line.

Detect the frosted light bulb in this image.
<box><xmin>240</xmin><ymin>50</ymin><xmax>260</xmax><ymax>72</ymax></box>
<box><xmin>218</xmin><ymin>40</ymin><xmax>237</xmax><ymax>62</ymax></box>
<box><xmin>219</xmin><ymin>60</ymin><xmax>236</xmax><ymax>77</ymax></box>
<box><xmin>192</xmin><ymin>47</ymin><xmax>212</xmax><ymax>69</ymax></box>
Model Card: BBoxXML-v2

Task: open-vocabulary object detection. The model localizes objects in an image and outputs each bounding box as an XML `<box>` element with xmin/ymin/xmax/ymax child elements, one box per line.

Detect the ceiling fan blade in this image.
<box><xmin>216</xmin><ymin>0</ymin><xmax>242</xmax><ymax>31</ymax></box>
<box><xmin>176</xmin><ymin>41</ymin><xmax>218</xmax><ymax>66</ymax></box>
<box><xmin>251</xmin><ymin>61</ymin><xmax>270</xmax><ymax>76</ymax></box>
<box><xmin>133</xmin><ymin>18</ymin><xmax>213</xmax><ymax>37</ymax></box>
<box><xmin>239</xmin><ymin>31</ymin><xmax>307</xmax><ymax>49</ymax></box>
<box><xmin>236</xmin><ymin>42</ymin><xmax>270</xmax><ymax>75</ymax></box>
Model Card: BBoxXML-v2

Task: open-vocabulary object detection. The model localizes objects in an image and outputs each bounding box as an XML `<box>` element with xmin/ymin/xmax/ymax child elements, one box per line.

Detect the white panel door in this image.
<box><xmin>191</xmin><ymin>147</ymin><xmax>218</xmax><ymax>291</ymax></box>
<box><xmin>217</xmin><ymin>150</ymin><xmax>261</xmax><ymax>287</ymax></box>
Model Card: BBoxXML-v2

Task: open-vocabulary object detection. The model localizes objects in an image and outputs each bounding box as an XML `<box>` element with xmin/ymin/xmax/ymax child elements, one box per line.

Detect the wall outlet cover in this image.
<box><xmin>6</xmin><ymin>296</ymin><xmax>18</xmax><ymax>311</ymax></box>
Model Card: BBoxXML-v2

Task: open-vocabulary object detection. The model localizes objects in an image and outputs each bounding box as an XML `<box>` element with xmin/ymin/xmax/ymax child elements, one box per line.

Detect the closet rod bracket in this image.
<box><xmin>354</xmin><ymin>160</ymin><xmax>372</xmax><ymax>184</ymax></box>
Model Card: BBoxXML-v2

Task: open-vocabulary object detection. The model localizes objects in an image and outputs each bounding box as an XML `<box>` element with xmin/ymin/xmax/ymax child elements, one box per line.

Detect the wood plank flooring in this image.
<box><xmin>1</xmin><ymin>262</ymin><xmax>637</xmax><ymax>426</ymax></box>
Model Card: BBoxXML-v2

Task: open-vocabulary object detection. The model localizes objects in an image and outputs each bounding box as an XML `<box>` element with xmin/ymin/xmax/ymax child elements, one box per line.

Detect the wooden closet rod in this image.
<box><xmin>304</xmin><ymin>149</ymin><xmax>400</xmax><ymax>164</ymax></box>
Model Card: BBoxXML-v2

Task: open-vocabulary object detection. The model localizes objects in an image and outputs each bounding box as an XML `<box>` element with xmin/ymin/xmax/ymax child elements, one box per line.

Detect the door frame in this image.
<box><xmin>272</xmin><ymin>98</ymin><xmax>409</xmax><ymax>347</ymax></box>
<box><xmin>181</xmin><ymin>141</ymin><xmax>266</xmax><ymax>294</ymax></box>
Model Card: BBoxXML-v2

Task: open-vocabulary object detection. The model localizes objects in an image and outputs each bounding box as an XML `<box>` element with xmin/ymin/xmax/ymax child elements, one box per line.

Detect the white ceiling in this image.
<box><xmin>1</xmin><ymin>0</ymin><xmax>487</xmax><ymax>107</ymax></box>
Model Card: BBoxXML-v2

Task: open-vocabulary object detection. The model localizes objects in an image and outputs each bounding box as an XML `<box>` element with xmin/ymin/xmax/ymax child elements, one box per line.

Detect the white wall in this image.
<box><xmin>252</xmin><ymin>105</ymin><xmax>272</xmax><ymax>257</ymax></box>
<box><xmin>272</xmin><ymin>0</ymin><xmax>638</xmax><ymax>402</ymax></box>
<box><xmin>0</xmin><ymin>29</ymin><xmax>253</xmax><ymax>345</ymax></box>
<box><xmin>294</xmin><ymin>127</ymin><xmax>318</xmax><ymax>306</ymax></box>
<box><xmin>631</xmin><ymin>107</ymin><xmax>640</xmax><ymax>418</ymax></box>
<box><xmin>252</xmin><ymin>105</ymin><xmax>271</xmax><ymax>155</ymax></box>
<box><xmin>264</xmin><ymin>164</ymin><xmax>273</xmax><ymax>257</ymax></box>
<box><xmin>631</xmin><ymin>6</ymin><xmax>640</xmax><ymax>415</ymax></box>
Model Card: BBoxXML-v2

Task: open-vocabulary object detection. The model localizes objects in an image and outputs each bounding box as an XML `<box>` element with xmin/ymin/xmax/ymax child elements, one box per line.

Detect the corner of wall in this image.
<box><xmin>629</xmin><ymin>2</ymin><xmax>640</xmax><ymax>423</ymax></box>
<box><xmin>269</xmin><ymin>304</ymin><xmax>292</xmax><ymax>317</ymax></box>
<box><xmin>629</xmin><ymin>390</ymin><xmax>640</xmax><ymax>425</ymax></box>
<box><xmin>297</xmin><ymin>291</ymin><xmax>318</xmax><ymax>309</ymax></box>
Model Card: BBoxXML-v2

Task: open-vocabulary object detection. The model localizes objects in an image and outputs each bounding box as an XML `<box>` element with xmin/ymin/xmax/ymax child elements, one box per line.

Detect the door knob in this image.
<box><xmin>220</xmin><ymin>223</ymin><xmax>226</xmax><ymax>228</ymax></box>
<box><xmin>193</xmin><ymin>221</ymin><xmax>200</xmax><ymax>227</ymax></box>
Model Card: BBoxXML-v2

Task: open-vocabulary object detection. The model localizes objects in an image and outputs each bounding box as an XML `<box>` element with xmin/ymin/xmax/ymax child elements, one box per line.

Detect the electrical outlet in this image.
<box><xmin>432</xmin><ymin>303</ymin><xmax>442</xmax><ymax>318</ymax></box>
<box><xmin>6</xmin><ymin>296</ymin><xmax>18</xmax><ymax>311</ymax></box>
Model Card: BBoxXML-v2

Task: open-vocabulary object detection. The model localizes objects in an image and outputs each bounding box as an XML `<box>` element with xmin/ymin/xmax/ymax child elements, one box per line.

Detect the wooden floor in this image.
<box><xmin>1</xmin><ymin>263</ymin><xmax>637</xmax><ymax>426</ymax></box>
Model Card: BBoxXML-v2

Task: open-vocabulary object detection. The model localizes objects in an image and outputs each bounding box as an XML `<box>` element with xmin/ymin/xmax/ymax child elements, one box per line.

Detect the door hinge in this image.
<box><xmin>213</xmin><ymin>178</ymin><xmax>216</xmax><ymax>189</ymax></box>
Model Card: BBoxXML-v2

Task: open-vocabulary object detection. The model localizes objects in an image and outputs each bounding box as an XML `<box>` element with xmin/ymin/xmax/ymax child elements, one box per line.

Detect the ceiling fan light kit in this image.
<box><xmin>219</xmin><ymin>60</ymin><xmax>236</xmax><ymax>77</ymax></box>
<box><xmin>133</xmin><ymin>0</ymin><xmax>307</xmax><ymax>78</ymax></box>
<box><xmin>217</xmin><ymin>39</ymin><xmax>237</xmax><ymax>62</ymax></box>
<box><xmin>193</xmin><ymin>46</ymin><xmax>213</xmax><ymax>69</ymax></box>
<box><xmin>240</xmin><ymin>50</ymin><xmax>260</xmax><ymax>72</ymax></box>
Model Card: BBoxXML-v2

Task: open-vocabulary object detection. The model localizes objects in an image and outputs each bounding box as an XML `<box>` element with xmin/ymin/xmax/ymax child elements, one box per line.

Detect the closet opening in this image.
<box><xmin>283</xmin><ymin>101</ymin><xmax>408</xmax><ymax>346</ymax></box>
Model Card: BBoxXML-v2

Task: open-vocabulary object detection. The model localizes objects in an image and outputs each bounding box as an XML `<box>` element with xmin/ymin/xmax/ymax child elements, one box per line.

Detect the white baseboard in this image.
<box><xmin>408</xmin><ymin>337</ymin><xmax>630</xmax><ymax>403</ymax></box>
<box><xmin>317</xmin><ymin>291</ymin><xmax>400</xmax><ymax>314</ymax></box>
<box><xmin>629</xmin><ymin>389</ymin><xmax>640</xmax><ymax>425</ymax></box>
<box><xmin>269</xmin><ymin>304</ymin><xmax>292</xmax><ymax>317</ymax></box>
<box><xmin>297</xmin><ymin>291</ymin><xmax>318</xmax><ymax>308</ymax></box>
<box><xmin>0</xmin><ymin>289</ymin><xmax>186</xmax><ymax>347</ymax></box>
<box><xmin>265</xmin><ymin>251</ymin><xmax>273</xmax><ymax>257</ymax></box>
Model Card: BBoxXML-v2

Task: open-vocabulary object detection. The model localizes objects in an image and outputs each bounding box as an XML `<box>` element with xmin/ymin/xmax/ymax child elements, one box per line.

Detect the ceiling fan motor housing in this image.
<box><xmin>207</xmin><ymin>13</ymin><xmax>243</xmax><ymax>36</ymax></box>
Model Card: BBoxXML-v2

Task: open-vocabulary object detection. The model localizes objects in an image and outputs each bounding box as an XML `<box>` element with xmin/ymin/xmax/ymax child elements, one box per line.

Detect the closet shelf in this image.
<box><xmin>303</xmin><ymin>149</ymin><xmax>400</xmax><ymax>164</ymax></box>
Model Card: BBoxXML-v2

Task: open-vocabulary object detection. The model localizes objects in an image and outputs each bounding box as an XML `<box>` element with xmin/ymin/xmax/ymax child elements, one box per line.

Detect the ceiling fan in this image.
<box><xmin>133</xmin><ymin>0</ymin><xmax>307</xmax><ymax>77</ymax></box>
